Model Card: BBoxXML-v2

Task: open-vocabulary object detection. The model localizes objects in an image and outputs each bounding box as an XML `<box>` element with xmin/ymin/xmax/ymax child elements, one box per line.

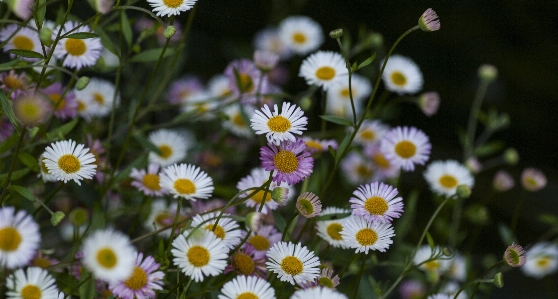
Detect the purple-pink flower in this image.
<box><xmin>109</xmin><ymin>252</ymin><xmax>165</xmax><ymax>299</ymax></box>
<box><xmin>260</xmin><ymin>138</ymin><xmax>313</xmax><ymax>185</ymax></box>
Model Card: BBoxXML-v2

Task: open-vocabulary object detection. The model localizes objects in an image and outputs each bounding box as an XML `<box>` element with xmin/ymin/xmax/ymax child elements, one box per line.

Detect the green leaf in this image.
<box><xmin>474</xmin><ymin>140</ymin><xmax>505</xmax><ymax>157</ymax></box>
<box><xmin>120</xmin><ymin>11</ymin><xmax>133</xmax><ymax>47</ymax></box>
<box><xmin>46</xmin><ymin>118</ymin><xmax>79</xmax><ymax>140</ymax></box>
<box><xmin>356</xmin><ymin>53</ymin><xmax>376</xmax><ymax>71</ymax></box>
<box><xmin>78</xmin><ymin>268</ymin><xmax>96</xmax><ymax>299</ymax></box>
<box><xmin>18</xmin><ymin>152</ymin><xmax>38</xmax><ymax>170</ymax></box>
<box><xmin>0</xmin><ymin>168</ymin><xmax>30</xmax><ymax>185</ymax></box>
<box><xmin>335</xmin><ymin>134</ymin><xmax>352</xmax><ymax>162</ymax></box>
<box><xmin>63</xmin><ymin>32</ymin><xmax>99</xmax><ymax>39</ymax></box>
<box><xmin>129</xmin><ymin>47</ymin><xmax>175</xmax><ymax>63</ymax></box>
<box><xmin>9</xmin><ymin>185</ymin><xmax>36</xmax><ymax>202</ymax></box>
<box><xmin>426</xmin><ymin>231</ymin><xmax>435</xmax><ymax>250</ymax></box>
<box><xmin>539</xmin><ymin>214</ymin><xmax>558</xmax><ymax>225</ymax></box>
<box><xmin>95</xmin><ymin>26</ymin><xmax>118</xmax><ymax>56</ymax></box>
<box><xmin>0</xmin><ymin>90</ymin><xmax>20</xmax><ymax>132</ymax></box>
<box><xmin>36</xmin><ymin>0</ymin><xmax>47</xmax><ymax>28</ymax></box>
<box><xmin>272</xmin><ymin>209</ymin><xmax>287</xmax><ymax>233</ymax></box>
<box><xmin>133</xmin><ymin>131</ymin><xmax>161</xmax><ymax>154</ymax></box>
<box><xmin>0</xmin><ymin>133</ymin><xmax>19</xmax><ymax>155</ymax></box>
<box><xmin>319</xmin><ymin>115</ymin><xmax>353</xmax><ymax>126</ymax></box>
<box><xmin>114</xmin><ymin>152</ymin><xmax>148</xmax><ymax>183</ymax></box>
<box><xmin>28</xmin><ymin>126</ymin><xmax>40</xmax><ymax>138</ymax></box>
<box><xmin>0</xmin><ymin>59</ymin><xmax>20</xmax><ymax>70</ymax></box>
<box><xmin>7</xmin><ymin>49</ymin><xmax>44</xmax><ymax>59</ymax></box>
<box><xmin>498</xmin><ymin>223</ymin><xmax>516</xmax><ymax>245</ymax></box>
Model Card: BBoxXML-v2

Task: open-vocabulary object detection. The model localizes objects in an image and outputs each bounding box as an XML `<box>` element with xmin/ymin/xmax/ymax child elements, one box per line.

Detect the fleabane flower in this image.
<box><xmin>353</xmin><ymin>120</ymin><xmax>389</xmax><ymax>146</ymax></box>
<box><xmin>245</xmin><ymin>225</ymin><xmax>283</xmax><ymax>258</ymax></box>
<box><xmin>147</xmin><ymin>129</ymin><xmax>192</xmax><ymax>167</ymax></box>
<box><xmin>266</xmin><ymin>241</ymin><xmax>321</xmax><ymax>285</ymax></box>
<box><xmin>53</xmin><ymin>21</ymin><xmax>102</xmax><ymax>70</ymax></box>
<box><xmin>41</xmin><ymin>82</ymin><xmax>78</xmax><ymax>120</ymax></box>
<box><xmin>260</xmin><ymin>139</ymin><xmax>314</xmax><ymax>185</ymax></box>
<box><xmin>171</xmin><ymin>229</ymin><xmax>228</xmax><ymax>282</ymax></box>
<box><xmin>381</xmin><ymin>54</ymin><xmax>423</xmax><ymax>95</ymax></box>
<box><xmin>493</xmin><ymin>170</ymin><xmax>515</xmax><ymax>192</ymax></box>
<box><xmin>504</xmin><ymin>243</ymin><xmax>526</xmax><ymax>267</ymax></box>
<box><xmin>419</xmin><ymin>8</ymin><xmax>441</xmax><ymax>32</ymax></box>
<box><xmin>299</xmin><ymin>51</ymin><xmax>347</xmax><ymax>90</ymax></box>
<box><xmin>218</xmin><ymin>275</ymin><xmax>275</xmax><ymax>299</ymax></box>
<box><xmin>341</xmin><ymin>215</ymin><xmax>395</xmax><ymax>254</ymax></box>
<box><xmin>296</xmin><ymin>192</ymin><xmax>322</xmax><ymax>218</ymax></box>
<box><xmin>424</xmin><ymin>160</ymin><xmax>474</xmax><ymax>198</ymax></box>
<box><xmin>0</xmin><ymin>206</ymin><xmax>41</xmax><ymax>269</ymax></box>
<box><xmin>291</xmin><ymin>286</ymin><xmax>348</xmax><ymax>299</ymax></box>
<box><xmin>327</xmin><ymin>74</ymin><xmax>372</xmax><ymax>119</ymax></box>
<box><xmin>302</xmin><ymin>137</ymin><xmax>338</xmax><ymax>153</ymax></box>
<box><xmin>224</xmin><ymin>59</ymin><xmax>269</xmax><ymax>104</ymax></box>
<box><xmin>380</xmin><ymin>126</ymin><xmax>431</xmax><ymax>171</ymax></box>
<box><xmin>225</xmin><ymin>244</ymin><xmax>267</xmax><ymax>277</ymax></box>
<box><xmin>250</xmin><ymin>102</ymin><xmax>307</xmax><ymax>146</ymax></box>
<box><xmin>522</xmin><ymin>242</ymin><xmax>558</xmax><ymax>279</ymax></box>
<box><xmin>6</xmin><ymin>267</ymin><xmax>58</xmax><ymax>299</ymax></box>
<box><xmin>350</xmin><ymin>182</ymin><xmax>404</xmax><ymax>223</ymax></box>
<box><xmin>521</xmin><ymin>167</ymin><xmax>547</xmax><ymax>191</ymax></box>
<box><xmin>144</xmin><ymin>199</ymin><xmax>187</xmax><ymax>238</ymax></box>
<box><xmin>278</xmin><ymin>16</ymin><xmax>323</xmax><ymax>55</ymax></box>
<box><xmin>316</xmin><ymin>207</ymin><xmax>351</xmax><ymax>248</ymax></box>
<box><xmin>0</xmin><ymin>24</ymin><xmax>43</xmax><ymax>61</ymax></box>
<box><xmin>236</xmin><ymin>168</ymin><xmax>294</xmax><ymax>214</ymax></box>
<box><xmin>43</xmin><ymin>139</ymin><xmax>97</xmax><ymax>185</ymax></box>
<box><xmin>73</xmin><ymin>78</ymin><xmax>120</xmax><ymax>120</ymax></box>
<box><xmin>82</xmin><ymin>228</ymin><xmax>137</xmax><ymax>284</ymax></box>
<box><xmin>109</xmin><ymin>252</ymin><xmax>165</xmax><ymax>299</ymax></box>
<box><xmin>130</xmin><ymin>163</ymin><xmax>168</xmax><ymax>197</ymax></box>
<box><xmin>192</xmin><ymin>212</ymin><xmax>242</xmax><ymax>250</ymax></box>
<box><xmin>147</xmin><ymin>0</ymin><xmax>197</xmax><ymax>17</ymax></box>
<box><xmin>160</xmin><ymin>163</ymin><xmax>214</xmax><ymax>201</ymax></box>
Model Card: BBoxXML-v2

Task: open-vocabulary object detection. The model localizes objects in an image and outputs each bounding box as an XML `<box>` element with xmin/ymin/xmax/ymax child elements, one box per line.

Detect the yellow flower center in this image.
<box><xmin>267</xmin><ymin>115</ymin><xmax>291</xmax><ymax>133</ymax></box>
<box><xmin>204</xmin><ymin>224</ymin><xmax>225</xmax><ymax>239</ymax></box>
<box><xmin>237</xmin><ymin>292</ymin><xmax>258</xmax><ymax>299</ymax></box>
<box><xmin>142</xmin><ymin>174</ymin><xmax>161</xmax><ymax>191</ymax></box>
<box><xmin>21</xmin><ymin>285</ymin><xmax>42</xmax><ymax>299</ymax></box>
<box><xmin>19</xmin><ymin>101</ymin><xmax>39</xmax><ymax>118</ymax></box>
<box><xmin>305</xmin><ymin>140</ymin><xmax>323</xmax><ymax>151</ymax></box>
<box><xmin>232</xmin><ymin>252</ymin><xmax>255</xmax><ymax>275</ymax></box>
<box><xmin>155</xmin><ymin>213</ymin><xmax>172</xmax><ymax>226</ymax></box>
<box><xmin>281</xmin><ymin>256</ymin><xmax>303</xmax><ymax>275</ymax></box>
<box><xmin>373</xmin><ymin>153</ymin><xmax>390</xmax><ymax>169</ymax></box>
<box><xmin>33</xmin><ymin>257</ymin><xmax>52</xmax><ymax>268</ymax></box>
<box><xmin>340</xmin><ymin>88</ymin><xmax>352</xmax><ymax>98</ymax></box>
<box><xmin>157</xmin><ymin>145</ymin><xmax>173</xmax><ymax>159</ymax></box>
<box><xmin>124</xmin><ymin>266</ymin><xmax>148</xmax><ymax>290</ymax></box>
<box><xmin>50</xmin><ymin>93</ymin><xmax>66</xmax><ymax>110</ymax></box>
<box><xmin>163</xmin><ymin>0</ymin><xmax>184</xmax><ymax>8</ymax></box>
<box><xmin>525</xmin><ymin>177</ymin><xmax>538</xmax><ymax>188</ymax></box>
<box><xmin>93</xmin><ymin>92</ymin><xmax>105</xmax><ymax>105</ymax></box>
<box><xmin>355</xmin><ymin>228</ymin><xmax>378</xmax><ymax>246</ymax></box>
<box><xmin>297</xmin><ymin>198</ymin><xmax>314</xmax><ymax>215</ymax></box>
<box><xmin>319</xmin><ymin>276</ymin><xmax>334</xmax><ymax>288</ymax></box>
<box><xmin>187</xmin><ymin>245</ymin><xmax>210</xmax><ymax>267</ymax></box>
<box><xmin>13</xmin><ymin>35</ymin><xmax>34</xmax><ymax>51</ymax></box>
<box><xmin>58</xmin><ymin>154</ymin><xmax>81</xmax><ymax>174</ymax></box>
<box><xmin>355</xmin><ymin>164</ymin><xmax>372</xmax><ymax>177</ymax></box>
<box><xmin>394</xmin><ymin>140</ymin><xmax>416</xmax><ymax>158</ymax></box>
<box><xmin>96</xmin><ymin>248</ymin><xmax>118</xmax><ymax>269</ymax></box>
<box><xmin>315</xmin><ymin>66</ymin><xmax>336</xmax><ymax>80</ymax></box>
<box><xmin>424</xmin><ymin>260</ymin><xmax>439</xmax><ymax>271</ymax></box>
<box><xmin>174</xmin><ymin>179</ymin><xmax>196</xmax><ymax>195</ymax></box>
<box><xmin>439</xmin><ymin>175</ymin><xmax>458</xmax><ymax>189</ymax></box>
<box><xmin>364</xmin><ymin>196</ymin><xmax>389</xmax><ymax>215</ymax></box>
<box><xmin>232</xmin><ymin>113</ymin><xmax>246</xmax><ymax>126</ymax></box>
<box><xmin>248</xmin><ymin>235</ymin><xmax>270</xmax><ymax>251</ymax></box>
<box><xmin>0</xmin><ymin>227</ymin><xmax>22</xmax><ymax>251</ymax></box>
<box><xmin>391</xmin><ymin>71</ymin><xmax>407</xmax><ymax>86</ymax></box>
<box><xmin>238</xmin><ymin>73</ymin><xmax>254</xmax><ymax>93</ymax></box>
<box><xmin>273</xmin><ymin>150</ymin><xmax>298</xmax><ymax>173</ymax></box>
<box><xmin>360</xmin><ymin>130</ymin><xmax>374</xmax><ymax>140</ymax></box>
<box><xmin>65</xmin><ymin>38</ymin><xmax>86</xmax><ymax>56</ymax></box>
<box><xmin>250</xmin><ymin>190</ymin><xmax>271</xmax><ymax>204</ymax></box>
<box><xmin>326</xmin><ymin>222</ymin><xmax>343</xmax><ymax>240</ymax></box>
<box><xmin>292</xmin><ymin>32</ymin><xmax>306</xmax><ymax>44</ymax></box>
<box><xmin>5</xmin><ymin>76</ymin><xmax>24</xmax><ymax>90</ymax></box>
<box><xmin>537</xmin><ymin>257</ymin><xmax>550</xmax><ymax>268</ymax></box>
<box><xmin>77</xmin><ymin>100</ymin><xmax>86</xmax><ymax>112</ymax></box>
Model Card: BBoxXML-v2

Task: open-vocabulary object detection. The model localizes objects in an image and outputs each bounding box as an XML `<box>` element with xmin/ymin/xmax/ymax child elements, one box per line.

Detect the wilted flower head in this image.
<box><xmin>418</xmin><ymin>8</ymin><xmax>441</xmax><ymax>32</ymax></box>
<box><xmin>521</xmin><ymin>168</ymin><xmax>546</xmax><ymax>191</ymax></box>
<box><xmin>504</xmin><ymin>243</ymin><xmax>526</xmax><ymax>267</ymax></box>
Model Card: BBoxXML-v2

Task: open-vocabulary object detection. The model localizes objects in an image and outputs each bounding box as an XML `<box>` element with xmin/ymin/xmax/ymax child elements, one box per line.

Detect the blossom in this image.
<box><xmin>419</xmin><ymin>8</ymin><xmax>441</xmax><ymax>32</ymax></box>
<box><xmin>380</xmin><ymin>126</ymin><xmax>431</xmax><ymax>171</ymax></box>
<box><xmin>424</xmin><ymin>160</ymin><xmax>475</xmax><ymax>197</ymax></box>
<box><xmin>53</xmin><ymin>21</ymin><xmax>102</xmax><ymax>70</ymax></box>
<box><xmin>159</xmin><ymin>163</ymin><xmax>214</xmax><ymax>201</ymax></box>
<box><xmin>278</xmin><ymin>16</ymin><xmax>323</xmax><ymax>55</ymax></box>
<box><xmin>42</xmin><ymin>139</ymin><xmax>97</xmax><ymax>185</ymax></box>
<box><xmin>266</xmin><ymin>241</ymin><xmax>320</xmax><ymax>285</ymax></box>
<box><xmin>381</xmin><ymin>55</ymin><xmax>423</xmax><ymax>95</ymax></box>
<box><xmin>504</xmin><ymin>243</ymin><xmax>526</xmax><ymax>267</ymax></box>
<box><xmin>147</xmin><ymin>0</ymin><xmax>197</xmax><ymax>17</ymax></box>
<box><xmin>0</xmin><ymin>206</ymin><xmax>41</xmax><ymax>269</ymax></box>
<box><xmin>5</xmin><ymin>267</ymin><xmax>58</xmax><ymax>299</ymax></box>
<box><xmin>109</xmin><ymin>252</ymin><xmax>165</xmax><ymax>299</ymax></box>
<box><xmin>250</xmin><ymin>102</ymin><xmax>307</xmax><ymax>146</ymax></box>
<box><xmin>260</xmin><ymin>139</ymin><xmax>314</xmax><ymax>185</ymax></box>
<box><xmin>341</xmin><ymin>215</ymin><xmax>395</xmax><ymax>254</ymax></box>
<box><xmin>349</xmin><ymin>182</ymin><xmax>404</xmax><ymax>223</ymax></box>
<box><xmin>218</xmin><ymin>275</ymin><xmax>275</xmax><ymax>299</ymax></box>
<box><xmin>299</xmin><ymin>51</ymin><xmax>347</xmax><ymax>90</ymax></box>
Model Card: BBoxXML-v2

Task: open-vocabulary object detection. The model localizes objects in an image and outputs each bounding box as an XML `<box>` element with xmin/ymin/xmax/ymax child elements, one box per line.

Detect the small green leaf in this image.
<box><xmin>319</xmin><ymin>115</ymin><xmax>353</xmax><ymax>126</ymax></box>
<box><xmin>539</xmin><ymin>214</ymin><xmax>558</xmax><ymax>225</ymax></box>
<box><xmin>9</xmin><ymin>185</ymin><xmax>36</xmax><ymax>202</ymax></box>
<box><xmin>28</xmin><ymin>127</ymin><xmax>40</xmax><ymax>138</ymax></box>
<box><xmin>0</xmin><ymin>59</ymin><xmax>20</xmax><ymax>70</ymax></box>
<box><xmin>95</xmin><ymin>26</ymin><xmax>119</xmax><ymax>56</ymax></box>
<box><xmin>328</xmin><ymin>145</ymin><xmax>336</xmax><ymax>158</ymax></box>
<box><xmin>18</xmin><ymin>152</ymin><xmax>38</xmax><ymax>170</ymax></box>
<box><xmin>7</xmin><ymin>49</ymin><xmax>44</xmax><ymax>59</ymax></box>
<box><xmin>426</xmin><ymin>231</ymin><xmax>435</xmax><ymax>250</ymax></box>
<box><xmin>63</xmin><ymin>32</ymin><xmax>99</xmax><ymax>39</ymax></box>
<box><xmin>129</xmin><ymin>47</ymin><xmax>175</xmax><ymax>63</ymax></box>
<box><xmin>474</xmin><ymin>140</ymin><xmax>505</xmax><ymax>157</ymax></box>
<box><xmin>36</xmin><ymin>0</ymin><xmax>47</xmax><ymax>28</ymax></box>
<box><xmin>0</xmin><ymin>133</ymin><xmax>19</xmax><ymax>155</ymax></box>
<box><xmin>120</xmin><ymin>11</ymin><xmax>133</xmax><ymax>47</ymax></box>
<box><xmin>498</xmin><ymin>223</ymin><xmax>516</xmax><ymax>245</ymax></box>
<box><xmin>356</xmin><ymin>53</ymin><xmax>377</xmax><ymax>71</ymax></box>
<box><xmin>335</xmin><ymin>134</ymin><xmax>352</xmax><ymax>162</ymax></box>
<box><xmin>0</xmin><ymin>168</ymin><xmax>30</xmax><ymax>185</ymax></box>
<box><xmin>0</xmin><ymin>90</ymin><xmax>20</xmax><ymax>132</ymax></box>
<box><xmin>46</xmin><ymin>118</ymin><xmax>79</xmax><ymax>140</ymax></box>
<box><xmin>78</xmin><ymin>268</ymin><xmax>96</xmax><ymax>299</ymax></box>
<box><xmin>272</xmin><ymin>209</ymin><xmax>287</xmax><ymax>233</ymax></box>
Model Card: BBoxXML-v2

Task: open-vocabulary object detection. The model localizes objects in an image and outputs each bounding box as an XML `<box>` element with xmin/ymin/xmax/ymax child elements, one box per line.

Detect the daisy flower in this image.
<box><xmin>521</xmin><ymin>167</ymin><xmax>547</xmax><ymax>191</ymax></box>
<box><xmin>109</xmin><ymin>252</ymin><xmax>165</xmax><ymax>299</ymax></box>
<box><xmin>260</xmin><ymin>139</ymin><xmax>314</xmax><ymax>185</ymax></box>
<box><xmin>224</xmin><ymin>59</ymin><xmax>269</xmax><ymax>104</ymax></box>
<box><xmin>380</xmin><ymin>126</ymin><xmax>431</xmax><ymax>171</ymax></box>
<box><xmin>147</xmin><ymin>0</ymin><xmax>197</xmax><ymax>17</ymax></box>
<box><xmin>147</xmin><ymin>129</ymin><xmax>192</xmax><ymax>167</ymax></box>
<box><xmin>315</xmin><ymin>267</ymin><xmax>340</xmax><ymax>289</ymax></box>
<box><xmin>171</xmin><ymin>229</ymin><xmax>228</xmax><ymax>282</ymax></box>
<box><xmin>208</xmin><ymin>74</ymin><xmax>234</xmax><ymax>100</ymax></box>
<box><xmin>316</xmin><ymin>207</ymin><xmax>351</xmax><ymax>248</ymax></box>
<box><xmin>493</xmin><ymin>170</ymin><xmax>515</xmax><ymax>192</ymax></box>
<box><xmin>413</xmin><ymin>245</ymin><xmax>451</xmax><ymax>274</ymax></box>
<box><xmin>38</xmin><ymin>153</ymin><xmax>57</xmax><ymax>182</ymax></box>
<box><xmin>291</xmin><ymin>286</ymin><xmax>348</xmax><ymax>299</ymax></box>
<box><xmin>447</xmin><ymin>253</ymin><xmax>467</xmax><ymax>281</ymax></box>
<box><xmin>266</xmin><ymin>241</ymin><xmax>320</xmax><ymax>285</ymax></box>
<box><xmin>191</xmin><ymin>212</ymin><xmax>242</xmax><ymax>250</ymax></box>
<box><xmin>144</xmin><ymin>199</ymin><xmax>187</xmax><ymax>238</ymax></box>
<box><xmin>250</xmin><ymin>102</ymin><xmax>308</xmax><ymax>146</ymax></box>
<box><xmin>254</xmin><ymin>27</ymin><xmax>292</xmax><ymax>60</ymax></box>
<box><xmin>0</xmin><ymin>24</ymin><xmax>43</xmax><ymax>61</ymax></box>
<box><xmin>42</xmin><ymin>139</ymin><xmax>97</xmax><ymax>185</ymax></box>
<box><xmin>245</xmin><ymin>225</ymin><xmax>283</xmax><ymax>258</ymax></box>
<box><xmin>327</xmin><ymin>74</ymin><xmax>372</xmax><ymax>119</ymax></box>
<box><xmin>522</xmin><ymin>242</ymin><xmax>558</xmax><ymax>279</ymax></box>
<box><xmin>0</xmin><ymin>70</ymin><xmax>31</xmax><ymax>98</ymax></box>
<box><xmin>130</xmin><ymin>163</ymin><xmax>168</xmax><ymax>196</ymax></box>
<box><xmin>341</xmin><ymin>215</ymin><xmax>395</xmax><ymax>254</ymax></box>
<box><xmin>73</xmin><ymin>78</ymin><xmax>120</xmax><ymax>119</ymax></box>
<box><xmin>160</xmin><ymin>163</ymin><xmax>214</xmax><ymax>201</ymax></box>
<box><xmin>5</xmin><ymin>267</ymin><xmax>58</xmax><ymax>299</ymax></box>
<box><xmin>350</xmin><ymin>182</ymin><xmax>404</xmax><ymax>223</ymax></box>
<box><xmin>224</xmin><ymin>244</ymin><xmax>267</xmax><ymax>277</ymax></box>
<box><xmin>12</xmin><ymin>92</ymin><xmax>52</xmax><ymax>126</ymax></box>
<box><xmin>296</xmin><ymin>192</ymin><xmax>322</xmax><ymax>218</ymax></box>
<box><xmin>53</xmin><ymin>21</ymin><xmax>102</xmax><ymax>70</ymax></box>
<box><xmin>381</xmin><ymin>54</ymin><xmax>423</xmax><ymax>95</ymax></box>
<box><xmin>302</xmin><ymin>137</ymin><xmax>338</xmax><ymax>154</ymax></box>
<box><xmin>278</xmin><ymin>16</ymin><xmax>323</xmax><ymax>55</ymax></box>
<box><xmin>253</xmin><ymin>50</ymin><xmax>280</xmax><ymax>72</ymax></box>
<box><xmin>40</xmin><ymin>82</ymin><xmax>78</xmax><ymax>120</ymax></box>
<box><xmin>180</xmin><ymin>90</ymin><xmax>218</xmax><ymax>121</ymax></box>
<box><xmin>340</xmin><ymin>152</ymin><xmax>375</xmax><ymax>185</ymax></box>
<box><xmin>0</xmin><ymin>206</ymin><xmax>41</xmax><ymax>269</ymax></box>
<box><xmin>167</xmin><ymin>75</ymin><xmax>204</xmax><ymax>105</ymax></box>
<box><xmin>353</xmin><ymin>120</ymin><xmax>389</xmax><ymax>145</ymax></box>
<box><xmin>364</xmin><ymin>143</ymin><xmax>400</xmax><ymax>180</ymax></box>
<box><xmin>423</xmin><ymin>160</ymin><xmax>475</xmax><ymax>198</ymax></box>
<box><xmin>82</xmin><ymin>228</ymin><xmax>136</xmax><ymax>284</ymax></box>
<box><xmin>504</xmin><ymin>243</ymin><xmax>526</xmax><ymax>267</ymax></box>
<box><xmin>299</xmin><ymin>51</ymin><xmax>347</xmax><ymax>90</ymax></box>
<box><xmin>222</xmin><ymin>104</ymin><xmax>255</xmax><ymax>138</ymax></box>
<box><xmin>218</xmin><ymin>275</ymin><xmax>275</xmax><ymax>299</ymax></box>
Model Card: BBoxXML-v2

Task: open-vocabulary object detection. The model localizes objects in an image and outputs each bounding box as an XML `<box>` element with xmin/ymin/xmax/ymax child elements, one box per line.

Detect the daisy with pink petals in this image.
<box><xmin>224</xmin><ymin>59</ymin><xmax>269</xmax><ymax>104</ymax></box>
<box><xmin>130</xmin><ymin>163</ymin><xmax>168</xmax><ymax>197</ymax></box>
<box><xmin>380</xmin><ymin>126</ymin><xmax>431</xmax><ymax>171</ymax></box>
<box><xmin>244</xmin><ymin>225</ymin><xmax>283</xmax><ymax>258</ymax></box>
<box><xmin>224</xmin><ymin>244</ymin><xmax>267</xmax><ymax>278</ymax></box>
<box><xmin>41</xmin><ymin>82</ymin><xmax>78</xmax><ymax>120</ymax></box>
<box><xmin>260</xmin><ymin>138</ymin><xmax>314</xmax><ymax>185</ymax></box>
<box><xmin>350</xmin><ymin>182</ymin><xmax>404</xmax><ymax>223</ymax></box>
<box><xmin>109</xmin><ymin>252</ymin><xmax>165</xmax><ymax>299</ymax></box>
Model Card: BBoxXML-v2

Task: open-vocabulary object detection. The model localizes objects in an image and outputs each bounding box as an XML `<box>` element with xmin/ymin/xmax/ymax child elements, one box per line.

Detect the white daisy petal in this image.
<box><xmin>380</xmin><ymin>126</ymin><xmax>431</xmax><ymax>172</ymax></box>
<box><xmin>53</xmin><ymin>21</ymin><xmax>102</xmax><ymax>70</ymax></box>
<box><xmin>266</xmin><ymin>241</ymin><xmax>320</xmax><ymax>285</ymax></box>
<box><xmin>0</xmin><ymin>207</ymin><xmax>41</xmax><ymax>269</ymax></box>
<box><xmin>192</xmin><ymin>212</ymin><xmax>242</xmax><ymax>250</ymax></box>
<box><xmin>160</xmin><ymin>163</ymin><xmax>214</xmax><ymax>201</ymax></box>
<box><xmin>250</xmin><ymin>102</ymin><xmax>307</xmax><ymax>146</ymax></box>
<box><xmin>299</xmin><ymin>51</ymin><xmax>348</xmax><ymax>90</ymax></box>
<box><xmin>6</xmin><ymin>267</ymin><xmax>59</xmax><ymax>299</ymax></box>
<box><xmin>278</xmin><ymin>16</ymin><xmax>323</xmax><ymax>55</ymax></box>
<box><xmin>43</xmin><ymin>139</ymin><xmax>97</xmax><ymax>185</ymax></box>
<box><xmin>148</xmin><ymin>129</ymin><xmax>193</xmax><ymax>167</ymax></box>
<box><xmin>146</xmin><ymin>0</ymin><xmax>197</xmax><ymax>17</ymax></box>
<box><xmin>381</xmin><ymin>54</ymin><xmax>423</xmax><ymax>95</ymax></box>
<box><xmin>218</xmin><ymin>275</ymin><xmax>275</xmax><ymax>299</ymax></box>
<box><xmin>341</xmin><ymin>215</ymin><xmax>395</xmax><ymax>254</ymax></box>
<box><xmin>424</xmin><ymin>160</ymin><xmax>474</xmax><ymax>197</ymax></box>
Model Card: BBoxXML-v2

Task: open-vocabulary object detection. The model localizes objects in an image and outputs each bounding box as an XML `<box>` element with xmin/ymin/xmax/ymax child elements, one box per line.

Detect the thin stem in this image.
<box><xmin>166</xmin><ymin>199</ymin><xmax>183</xmax><ymax>252</ymax></box>
<box><xmin>335</xmin><ymin>37</ymin><xmax>357</xmax><ymax>125</ymax></box>
<box><xmin>449</xmin><ymin>198</ymin><xmax>463</xmax><ymax>248</ymax></box>
<box><xmin>281</xmin><ymin>212</ymin><xmax>300</xmax><ymax>242</ymax></box>
<box><xmin>0</xmin><ymin>126</ymin><xmax>26</xmax><ymax>204</ymax></box>
<box><xmin>352</xmin><ymin>253</ymin><xmax>367</xmax><ymax>299</ymax></box>
<box><xmin>469</xmin><ymin>260</ymin><xmax>505</xmax><ymax>299</ymax></box>
<box><xmin>464</xmin><ymin>78</ymin><xmax>490</xmax><ymax>160</ymax></box>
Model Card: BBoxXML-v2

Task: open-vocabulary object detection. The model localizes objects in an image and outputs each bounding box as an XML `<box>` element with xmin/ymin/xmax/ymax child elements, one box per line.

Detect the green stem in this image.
<box><xmin>468</xmin><ymin>260</ymin><xmax>505</xmax><ymax>299</ymax></box>
<box><xmin>281</xmin><ymin>212</ymin><xmax>300</xmax><ymax>242</ymax></box>
<box><xmin>0</xmin><ymin>126</ymin><xmax>26</xmax><ymax>204</ymax></box>
<box><xmin>449</xmin><ymin>197</ymin><xmax>463</xmax><ymax>248</ymax></box>
<box><xmin>463</xmin><ymin>78</ymin><xmax>490</xmax><ymax>161</ymax></box>
<box><xmin>166</xmin><ymin>199</ymin><xmax>183</xmax><ymax>253</ymax></box>
<box><xmin>335</xmin><ymin>37</ymin><xmax>357</xmax><ymax>125</ymax></box>
<box><xmin>352</xmin><ymin>253</ymin><xmax>367</xmax><ymax>299</ymax></box>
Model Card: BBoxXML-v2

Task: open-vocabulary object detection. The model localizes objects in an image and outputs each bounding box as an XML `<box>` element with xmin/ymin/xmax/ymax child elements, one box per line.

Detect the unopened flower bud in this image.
<box><xmin>164</xmin><ymin>26</ymin><xmax>177</xmax><ymax>39</ymax></box>
<box><xmin>39</xmin><ymin>27</ymin><xmax>53</xmax><ymax>47</ymax></box>
<box><xmin>493</xmin><ymin>272</ymin><xmax>504</xmax><ymax>288</ymax></box>
<box><xmin>76</xmin><ymin>76</ymin><xmax>90</xmax><ymax>90</ymax></box>
<box><xmin>329</xmin><ymin>28</ymin><xmax>344</xmax><ymax>39</ymax></box>
<box><xmin>70</xmin><ymin>207</ymin><xmax>88</xmax><ymax>226</ymax></box>
<box><xmin>503</xmin><ymin>148</ymin><xmax>519</xmax><ymax>165</ymax></box>
<box><xmin>418</xmin><ymin>8</ymin><xmax>441</xmax><ymax>32</ymax></box>
<box><xmin>478</xmin><ymin>64</ymin><xmax>498</xmax><ymax>82</ymax></box>
<box><xmin>456</xmin><ymin>184</ymin><xmax>471</xmax><ymax>199</ymax></box>
<box><xmin>51</xmin><ymin>211</ymin><xmax>65</xmax><ymax>226</ymax></box>
<box><xmin>271</xmin><ymin>187</ymin><xmax>289</xmax><ymax>206</ymax></box>
<box><xmin>368</xmin><ymin>32</ymin><xmax>384</xmax><ymax>47</ymax></box>
<box><xmin>245</xmin><ymin>212</ymin><xmax>263</xmax><ymax>231</ymax></box>
<box><xmin>442</xmin><ymin>247</ymin><xmax>453</xmax><ymax>256</ymax></box>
